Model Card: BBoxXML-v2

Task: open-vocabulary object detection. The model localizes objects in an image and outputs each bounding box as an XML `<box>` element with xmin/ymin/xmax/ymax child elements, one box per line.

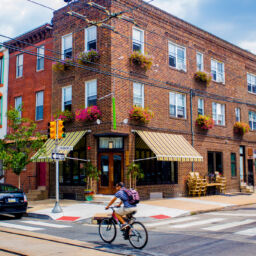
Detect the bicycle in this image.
<box><xmin>98</xmin><ymin>206</ymin><xmax>148</xmax><ymax>249</ymax></box>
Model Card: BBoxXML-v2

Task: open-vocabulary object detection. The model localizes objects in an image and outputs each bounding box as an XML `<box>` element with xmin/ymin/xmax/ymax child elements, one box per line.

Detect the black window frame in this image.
<box><xmin>231</xmin><ymin>152</ymin><xmax>237</xmax><ymax>177</ymax></box>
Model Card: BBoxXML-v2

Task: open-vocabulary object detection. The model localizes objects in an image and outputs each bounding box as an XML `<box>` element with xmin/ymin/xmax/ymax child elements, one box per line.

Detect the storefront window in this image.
<box><xmin>99</xmin><ymin>137</ymin><xmax>123</xmax><ymax>149</ymax></box>
<box><xmin>208</xmin><ymin>151</ymin><xmax>223</xmax><ymax>175</ymax></box>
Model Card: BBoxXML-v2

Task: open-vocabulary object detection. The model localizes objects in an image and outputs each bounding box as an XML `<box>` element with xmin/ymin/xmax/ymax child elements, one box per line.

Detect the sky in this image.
<box><xmin>1</xmin><ymin>0</ymin><xmax>256</xmax><ymax>53</ymax></box>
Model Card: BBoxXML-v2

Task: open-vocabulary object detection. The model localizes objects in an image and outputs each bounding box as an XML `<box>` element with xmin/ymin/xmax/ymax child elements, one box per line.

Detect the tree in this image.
<box><xmin>127</xmin><ymin>162</ymin><xmax>144</xmax><ymax>189</ymax></box>
<box><xmin>0</xmin><ymin>107</ymin><xmax>45</xmax><ymax>188</ymax></box>
<box><xmin>84</xmin><ymin>161</ymin><xmax>101</xmax><ymax>191</ymax></box>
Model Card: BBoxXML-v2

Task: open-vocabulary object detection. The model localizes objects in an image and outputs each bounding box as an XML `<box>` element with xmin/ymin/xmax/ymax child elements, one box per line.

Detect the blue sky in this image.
<box><xmin>1</xmin><ymin>0</ymin><xmax>256</xmax><ymax>53</ymax></box>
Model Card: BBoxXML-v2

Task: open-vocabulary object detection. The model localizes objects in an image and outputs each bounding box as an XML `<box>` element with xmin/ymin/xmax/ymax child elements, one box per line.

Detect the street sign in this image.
<box><xmin>57</xmin><ymin>146</ymin><xmax>73</xmax><ymax>151</ymax></box>
<box><xmin>51</xmin><ymin>153</ymin><xmax>65</xmax><ymax>160</ymax></box>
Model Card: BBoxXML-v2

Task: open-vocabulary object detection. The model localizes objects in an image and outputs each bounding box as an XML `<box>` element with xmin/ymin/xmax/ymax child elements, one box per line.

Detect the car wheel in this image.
<box><xmin>14</xmin><ymin>213</ymin><xmax>23</xmax><ymax>219</ymax></box>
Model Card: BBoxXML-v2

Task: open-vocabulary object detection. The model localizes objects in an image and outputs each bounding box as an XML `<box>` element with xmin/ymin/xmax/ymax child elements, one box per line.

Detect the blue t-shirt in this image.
<box><xmin>115</xmin><ymin>189</ymin><xmax>136</xmax><ymax>208</ymax></box>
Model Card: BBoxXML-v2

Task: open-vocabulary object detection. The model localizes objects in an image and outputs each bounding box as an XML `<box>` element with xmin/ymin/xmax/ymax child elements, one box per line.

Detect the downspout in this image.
<box><xmin>190</xmin><ymin>89</ymin><xmax>194</xmax><ymax>172</ymax></box>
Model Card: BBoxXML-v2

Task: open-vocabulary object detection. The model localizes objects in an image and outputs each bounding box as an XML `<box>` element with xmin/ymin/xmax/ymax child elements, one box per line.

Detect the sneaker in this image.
<box><xmin>121</xmin><ymin>224</ymin><xmax>129</xmax><ymax>231</ymax></box>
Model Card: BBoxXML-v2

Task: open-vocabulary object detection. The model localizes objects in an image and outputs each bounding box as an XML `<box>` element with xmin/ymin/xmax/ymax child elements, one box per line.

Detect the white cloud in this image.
<box><xmin>238</xmin><ymin>41</ymin><xmax>256</xmax><ymax>54</ymax></box>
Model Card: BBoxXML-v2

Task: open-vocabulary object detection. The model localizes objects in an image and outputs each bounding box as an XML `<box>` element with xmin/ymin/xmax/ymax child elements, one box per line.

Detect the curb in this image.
<box><xmin>27</xmin><ymin>212</ymin><xmax>53</xmax><ymax>220</ymax></box>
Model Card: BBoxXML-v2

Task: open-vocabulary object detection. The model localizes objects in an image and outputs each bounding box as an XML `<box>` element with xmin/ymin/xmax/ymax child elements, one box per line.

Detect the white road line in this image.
<box><xmin>0</xmin><ymin>222</ymin><xmax>43</xmax><ymax>231</ymax></box>
<box><xmin>236</xmin><ymin>227</ymin><xmax>256</xmax><ymax>237</ymax></box>
<box><xmin>203</xmin><ymin>219</ymin><xmax>256</xmax><ymax>231</ymax></box>
<box><xmin>208</xmin><ymin>212</ymin><xmax>256</xmax><ymax>217</ymax></box>
<box><xmin>21</xmin><ymin>221</ymin><xmax>70</xmax><ymax>228</ymax></box>
<box><xmin>146</xmin><ymin>216</ymin><xmax>199</xmax><ymax>228</ymax></box>
<box><xmin>171</xmin><ymin>218</ymin><xmax>224</xmax><ymax>228</ymax></box>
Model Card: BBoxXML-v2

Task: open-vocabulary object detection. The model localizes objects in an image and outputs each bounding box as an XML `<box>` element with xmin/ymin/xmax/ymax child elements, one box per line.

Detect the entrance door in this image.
<box><xmin>248</xmin><ymin>159</ymin><xmax>254</xmax><ymax>186</ymax></box>
<box><xmin>98</xmin><ymin>153</ymin><xmax>123</xmax><ymax>194</ymax></box>
<box><xmin>36</xmin><ymin>163</ymin><xmax>46</xmax><ymax>187</ymax></box>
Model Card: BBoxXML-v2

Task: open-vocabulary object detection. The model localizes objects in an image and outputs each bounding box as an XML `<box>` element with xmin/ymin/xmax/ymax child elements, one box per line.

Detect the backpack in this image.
<box><xmin>122</xmin><ymin>188</ymin><xmax>140</xmax><ymax>205</ymax></box>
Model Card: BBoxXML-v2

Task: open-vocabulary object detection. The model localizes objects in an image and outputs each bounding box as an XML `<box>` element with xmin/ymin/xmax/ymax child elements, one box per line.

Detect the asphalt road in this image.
<box><xmin>1</xmin><ymin>205</ymin><xmax>256</xmax><ymax>256</ymax></box>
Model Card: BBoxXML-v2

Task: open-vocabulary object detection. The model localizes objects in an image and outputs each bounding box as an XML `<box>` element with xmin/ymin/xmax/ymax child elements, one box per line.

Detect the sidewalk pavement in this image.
<box><xmin>27</xmin><ymin>193</ymin><xmax>256</xmax><ymax>224</ymax></box>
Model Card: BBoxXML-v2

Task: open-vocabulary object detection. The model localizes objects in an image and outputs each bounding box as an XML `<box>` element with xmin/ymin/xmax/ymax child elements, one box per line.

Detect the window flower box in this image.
<box><xmin>52</xmin><ymin>59</ymin><xmax>73</xmax><ymax>72</ymax></box>
<box><xmin>75</xmin><ymin>106</ymin><xmax>102</xmax><ymax>122</ymax></box>
<box><xmin>194</xmin><ymin>71</ymin><xmax>212</xmax><ymax>86</ymax></box>
<box><xmin>54</xmin><ymin>110</ymin><xmax>74</xmax><ymax>122</ymax></box>
<box><xmin>129</xmin><ymin>51</ymin><xmax>153</xmax><ymax>71</ymax></box>
<box><xmin>195</xmin><ymin>115</ymin><xmax>214</xmax><ymax>130</ymax></box>
<box><xmin>77</xmin><ymin>50</ymin><xmax>100</xmax><ymax>65</ymax></box>
<box><xmin>234</xmin><ymin>122</ymin><xmax>250</xmax><ymax>135</ymax></box>
<box><xmin>129</xmin><ymin>106</ymin><xmax>154</xmax><ymax>124</ymax></box>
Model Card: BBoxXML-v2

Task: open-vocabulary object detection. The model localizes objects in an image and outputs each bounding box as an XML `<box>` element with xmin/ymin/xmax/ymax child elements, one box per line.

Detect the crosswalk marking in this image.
<box><xmin>171</xmin><ymin>218</ymin><xmax>224</xmax><ymax>228</ymax></box>
<box><xmin>21</xmin><ymin>220</ymin><xmax>70</xmax><ymax>228</ymax></box>
<box><xmin>203</xmin><ymin>219</ymin><xmax>256</xmax><ymax>231</ymax></box>
<box><xmin>0</xmin><ymin>222</ymin><xmax>43</xmax><ymax>231</ymax></box>
<box><xmin>235</xmin><ymin>227</ymin><xmax>256</xmax><ymax>237</ymax></box>
<box><xmin>208</xmin><ymin>212</ymin><xmax>256</xmax><ymax>217</ymax></box>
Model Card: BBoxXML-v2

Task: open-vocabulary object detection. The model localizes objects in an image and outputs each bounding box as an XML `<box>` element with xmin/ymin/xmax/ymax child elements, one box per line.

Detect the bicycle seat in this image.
<box><xmin>126</xmin><ymin>211</ymin><xmax>137</xmax><ymax>219</ymax></box>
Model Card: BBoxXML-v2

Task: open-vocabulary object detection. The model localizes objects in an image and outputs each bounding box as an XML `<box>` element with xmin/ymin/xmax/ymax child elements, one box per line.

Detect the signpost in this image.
<box><xmin>57</xmin><ymin>146</ymin><xmax>73</xmax><ymax>151</ymax></box>
<box><xmin>51</xmin><ymin>152</ymin><xmax>65</xmax><ymax>161</ymax></box>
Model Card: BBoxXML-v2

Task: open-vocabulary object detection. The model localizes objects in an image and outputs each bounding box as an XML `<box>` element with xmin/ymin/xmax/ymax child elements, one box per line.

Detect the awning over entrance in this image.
<box><xmin>135</xmin><ymin>130</ymin><xmax>203</xmax><ymax>162</ymax></box>
<box><xmin>31</xmin><ymin>131</ymin><xmax>87</xmax><ymax>162</ymax></box>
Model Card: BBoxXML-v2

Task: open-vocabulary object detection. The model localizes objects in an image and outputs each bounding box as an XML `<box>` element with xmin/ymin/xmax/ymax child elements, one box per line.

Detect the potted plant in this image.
<box><xmin>54</xmin><ymin>110</ymin><xmax>74</xmax><ymax>122</ymax></box>
<box><xmin>52</xmin><ymin>59</ymin><xmax>73</xmax><ymax>72</ymax></box>
<box><xmin>127</xmin><ymin>162</ymin><xmax>144</xmax><ymax>189</ymax></box>
<box><xmin>234</xmin><ymin>122</ymin><xmax>250</xmax><ymax>135</ymax></box>
<box><xmin>77</xmin><ymin>50</ymin><xmax>100</xmax><ymax>65</ymax></box>
<box><xmin>195</xmin><ymin>115</ymin><xmax>214</xmax><ymax>130</ymax></box>
<box><xmin>129</xmin><ymin>106</ymin><xmax>154</xmax><ymax>124</ymax></box>
<box><xmin>194</xmin><ymin>71</ymin><xmax>212</xmax><ymax>86</ymax></box>
<box><xmin>75</xmin><ymin>106</ymin><xmax>102</xmax><ymax>122</ymax></box>
<box><xmin>129</xmin><ymin>51</ymin><xmax>153</xmax><ymax>71</ymax></box>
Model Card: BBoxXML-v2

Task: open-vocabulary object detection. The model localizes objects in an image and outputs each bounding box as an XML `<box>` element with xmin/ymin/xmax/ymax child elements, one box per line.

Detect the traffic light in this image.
<box><xmin>57</xmin><ymin>120</ymin><xmax>66</xmax><ymax>139</ymax></box>
<box><xmin>48</xmin><ymin>121</ymin><xmax>57</xmax><ymax>139</ymax></box>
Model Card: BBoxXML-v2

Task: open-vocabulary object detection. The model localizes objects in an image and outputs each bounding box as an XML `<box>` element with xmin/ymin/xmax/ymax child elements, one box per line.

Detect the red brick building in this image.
<box><xmin>41</xmin><ymin>0</ymin><xmax>256</xmax><ymax>199</ymax></box>
<box><xmin>5</xmin><ymin>24</ymin><xmax>53</xmax><ymax>193</ymax></box>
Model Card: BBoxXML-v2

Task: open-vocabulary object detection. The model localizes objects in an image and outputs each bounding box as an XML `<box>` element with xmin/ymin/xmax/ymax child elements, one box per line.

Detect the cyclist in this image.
<box><xmin>105</xmin><ymin>182</ymin><xmax>137</xmax><ymax>230</ymax></box>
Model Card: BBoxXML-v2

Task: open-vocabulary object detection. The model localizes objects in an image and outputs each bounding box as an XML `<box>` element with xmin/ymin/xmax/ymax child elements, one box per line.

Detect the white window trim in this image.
<box><xmin>85</xmin><ymin>26</ymin><xmax>97</xmax><ymax>52</ymax></box>
<box><xmin>249</xmin><ymin>111</ymin><xmax>256</xmax><ymax>131</ymax></box>
<box><xmin>16</xmin><ymin>54</ymin><xmax>23</xmax><ymax>78</ymax></box>
<box><xmin>247</xmin><ymin>72</ymin><xmax>256</xmax><ymax>95</ymax></box>
<box><xmin>168</xmin><ymin>41</ymin><xmax>187</xmax><ymax>72</ymax></box>
<box><xmin>61</xmin><ymin>33</ymin><xmax>72</xmax><ymax>60</ymax></box>
<box><xmin>198</xmin><ymin>98</ymin><xmax>204</xmax><ymax>116</ymax></box>
<box><xmin>36</xmin><ymin>45</ymin><xmax>45</xmax><ymax>71</ymax></box>
<box><xmin>15</xmin><ymin>96</ymin><xmax>22</xmax><ymax>117</ymax></box>
<box><xmin>169</xmin><ymin>92</ymin><xmax>187</xmax><ymax>119</ymax></box>
<box><xmin>133</xmin><ymin>83</ymin><xmax>144</xmax><ymax>108</ymax></box>
<box><xmin>211</xmin><ymin>58</ymin><xmax>225</xmax><ymax>84</ymax></box>
<box><xmin>212</xmin><ymin>102</ymin><xmax>225</xmax><ymax>126</ymax></box>
<box><xmin>35</xmin><ymin>91</ymin><xmax>44</xmax><ymax>121</ymax></box>
<box><xmin>62</xmin><ymin>85</ymin><xmax>72</xmax><ymax>111</ymax></box>
<box><xmin>132</xmin><ymin>27</ymin><xmax>144</xmax><ymax>54</ymax></box>
<box><xmin>235</xmin><ymin>107</ymin><xmax>241</xmax><ymax>122</ymax></box>
<box><xmin>196</xmin><ymin>52</ymin><xmax>204</xmax><ymax>71</ymax></box>
<box><xmin>85</xmin><ymin>79</ymin><xmax>97</xmax><ymax>108</ymax></box>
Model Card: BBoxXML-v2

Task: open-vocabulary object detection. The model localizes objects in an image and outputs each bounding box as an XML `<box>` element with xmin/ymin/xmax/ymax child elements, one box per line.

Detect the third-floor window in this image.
<box><xmin>62</xmin><ymin>33</ymin><xmax>72</xmax><ymax>59</ymax></box>
<box><xmin>211</xmin><ymin>59</ymin><xmax>225</xmax><ymax>83</ymax></box>
<box><xmin>212</xmin><ymin>102</ymin><xmax>225</xmax><ymax>125</ymax></box>
<box><xmin>235</xmin><ymin>107</ymin><xmax>241</xmax><ymax>122</ymax></box>
<box><xmin>85</xmin><ymin>26</ymin><xmax>97</xmax><ymax>51</ymax></box>
<box><xmin>196</xmin><ymin>52</ymin><xmax>203</xmax><ymax>71</ymax></box>
<box><xmin>198</xmin><ymin>98</ymin><xmax>204</xmax><ymax>116</ymax></box>
<box><xmin>249</xmin><ymin>111</ymin><xmax>256</xmax><ymax>131</ymax></box>
<box><xmin>62</xmin><ymin>86</ymin><xmax>72</xmax><ymax>111</ymax></box>
<box><xmin>168</xmin><ymin>42</ymin><xmax>186</xmax><ymax>71</ymax></box>
<box><xmin>37</xmin><ymin>45</ymin><xmax>44</xmax><ymax>71</ymax></box>
<box><xmin>247</xmin><ymin>73</ymin><xmax>256</xmax><ymax>94</ymax></box>
<box><xmin>132</xmin><ymin>28</ymin><xmax>144</xmax><ymax>53</ymax></box>
<box><xmin>133</xmin><ymin>82</ymin><xmax>144</xmax><ymax>107</ymax></box>
<box><xmin>16</xmin><ymin>54</ymin><xmax>23</xmax><ymax>78</ymax></box>
<box><xmin>85</xmin><ymin>80</ymin><xmax>97</xmax><ymax>107</ymax></box>
<box><xmin>169</xmin><ymin>92</ymin><xmax>186</xmax><ymax>118</ymax></box>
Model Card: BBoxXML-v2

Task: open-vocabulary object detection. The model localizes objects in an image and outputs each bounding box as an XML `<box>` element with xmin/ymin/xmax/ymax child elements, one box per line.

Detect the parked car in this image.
<box><xmin>0</xmin><ymin>184</ymin><xmax>28</xmax><ymax>219</ymax></box>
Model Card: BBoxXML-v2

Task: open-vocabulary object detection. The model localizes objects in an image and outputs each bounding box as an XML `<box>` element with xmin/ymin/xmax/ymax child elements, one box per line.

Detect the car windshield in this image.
<box><xmin>0</xmin><ymin>185</ymin><xmax>21</xmax><ymax>193</ymax></box>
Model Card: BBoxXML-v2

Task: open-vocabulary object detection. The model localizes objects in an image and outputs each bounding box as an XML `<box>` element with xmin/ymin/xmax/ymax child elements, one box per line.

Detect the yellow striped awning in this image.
<box><xmin>135</xmin><ymin>131</ymin><xmax>203</xmax><ymax>162</ymax></box>
<box><xmin>31</xmin><ymin>131</ymin><xmax>87</xmax><ymax>162</ymax></box>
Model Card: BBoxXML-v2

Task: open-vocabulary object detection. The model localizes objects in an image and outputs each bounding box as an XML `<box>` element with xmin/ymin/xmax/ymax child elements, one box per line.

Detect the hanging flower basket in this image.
<box><xmin>194</xmin><ymin>71</ymin><xmax>212</xmax><ymax>86</ymax></box>
<box><xmin>77</xmin><ymin>50</ymin><xmax>100</xmax><ymax>65</ymax></box>
<box><xmin>195</xmin><ymin>115</ymin><xmax>214</xmax><ymax>130</ymax></box>
<box><xmin>129</xmin><ymin>106</ymin><xmax>154</xmax><ymax>124</ymax></box>
<box><xmin>129</xmin><ymin>51</ymin><xmax>153</xmax><ymax>71</ymax></box>
<box><xmin>54</xmin><ymin>110</ymin><xmax>74</xmax><ymax>122</ymax></box>
<box><xmin>234</xmin><ymin>122</ymin><xmax>250</xmax><ymax>135</ymax></box>
<box><xmin>52</xmin><ymin>59</ymin><xmax>73</xmax><ymax>72</ymax></box>
<box><xmin>75</xmin><ymin>106</ymin><xmax>102</xmax><ymax>122</ymax></box>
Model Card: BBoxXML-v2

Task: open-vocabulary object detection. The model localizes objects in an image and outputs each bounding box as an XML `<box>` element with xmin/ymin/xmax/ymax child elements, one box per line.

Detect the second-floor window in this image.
<box><xmin>62</xmin><ymin>86</ymin><xmax>72</xmax><ymax>111</ymax></box>
<box><xmin>169</xmin><ymin>92</ymin><xmax>186</xmax><ymax>118</ymax></box>
<box><xmin>133</xmin><ymin>83</ymin><xmax>144</xmax><ymax>107</ymax></box>
<box><xmin>15</xmin><ymin>96</ymin><xmax>22</xmax><ymax>118</ymax></box>
<box><xmin>85</xmin><ymin>80</ymin><xmax>97</xmax><ymax>107</ymax></box>
<box><xmin>235</xmin><ymin>108</ymin><xmax>241</xmax><ymax>122</ymax></box>
<box><xmin>212</xmin><ymin>102</ymin><xmax>225</xmax><ymax>125</ymax></box>
<box><xmin>85</xmin><ymin>26</ymin><xmax>97</xmax><ymax>51</ymax></box>
<box><xmin>247</xmin><ymin>73</ymin><xmax>256</xmax><ymax>94</ymax></box>
<box><xmin>37</xmin><ymin>46</ymin><xmax>44</xmax><ymax>71</ymax></box>
<box><xmin>35</xmin><ymin>91</ymin><xmax>44</xmax><ymax>121</ymax></box>
<box><xmin>62</xmin><ymin>34</ymin><xmax>72</xmax><ymax>59</ymax></box>
<box><xmin>249</xmin><ymin>111</ymin><xmax>256</xmax><ymax>131</ymax></box>
<box><xmin>196</xmin><ymin>52</ymin><xmax>203</xmax><ymax>71</ymax></box>
<box><xmin>132</xmin><ymin>28</ymin><xmax>144</xmax><ymax>53</ymax></box>
<box><xmin>211</xmin><ymin>59</ymin><xmax>225</xmax><ymax>83</ymax></box>
<box><xmin>168</xmin><ymin>42</ymin><xmax>186</xmax><ymax>71</ymax></box>
<box><xmin>16</xmin><ymin>54</ymin><xmax>23</xmax><ymax>78</ymax></box>
<box><xmin>198</xmin><ymin>98</ymin><xmax>204</xmax><ymax>116</ymax></box>
<box><xmin>0</xmin><ymin>57</ymin><xmax>3</xmax><ymax>84</ymax></box>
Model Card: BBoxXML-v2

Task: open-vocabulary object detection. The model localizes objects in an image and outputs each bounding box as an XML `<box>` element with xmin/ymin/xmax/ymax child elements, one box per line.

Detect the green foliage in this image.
<box><xmin>129</xmin><ymin>106</ymin><xmax>154</xmax><ymax>124</ymax></box>
<box><xmin>54</xmin><ymin>109</ymin><xmax>74</xmax><ymax>122</ymax></box>
<box><xmin>195</xmin><ymin>115</ymin><xmax>214</xmax><ymax>130</ymax></box>
<box><xmin>77</xmin><ymin>50</ymin><xmax>100</xmax><ymax>65</ymax></box>
<box><xmin>129</xmin><ymin>51</ymin><xmax>153</xmax><ymax>71</ymax></box>
<box><xmin>52</xmin><ymin>59</ymin><xmax>73</xmax><ymax>72</ymax></box>
<box><xmin>194</xmin><ymin>71</ymin><xmax>212</xmax><ymax>86</ymax></box>
<box><xmin>84</xmin><ymin>161</ymin><xmax>101</xmax><ymax>180</ymax></box>
<box><xmin>234</xmin><ymin>122</ymin><xmax>250</xmax><ymax>135</ymax></box>
<box><xmin>127</xmin><ymin>162</ymin><xmax>144</xmax><ymax>180</ymax></box>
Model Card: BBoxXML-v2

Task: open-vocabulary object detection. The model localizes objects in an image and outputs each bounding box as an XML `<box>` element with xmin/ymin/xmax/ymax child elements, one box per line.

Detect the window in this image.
<box><xmin>85</xmin><ymin>26</ymin><xmax>97</xmax><ymax>51</ymax></box>
<box><xmin>169</xmin><ymin>92</ymin><xmax>186</xmax><ymax>118</ymax></box>
<box><xmin>249</xmin><ymin>111</ymin><xmax>256</xmax><ymax>130</ymax></box>
<box><xmin>235</xmin><ymin>108</ymin><xmax>241</xmax><ymax>122</ymax></box>
<box><xmin>247</xmin><ymin>73</ymin><xmax>256</xmax><ymax>94</ymax></box>
<box><xmin>15</xmin><ymin>96</ymin><xmax>22</xmax><ymax>118</ymax></box>
<box><xmin>85</xmin><ymin>80</ymin><xmax>97</xmax><ymax>107</ymax></box>
<box><xmin>99</xmin><ymin>137</ymin><xmax>123</xmax><ymax>149</ymax></box>
<box><xmin>198</xmin><ymin>98</ymin><xmax>204</xmax><ymax>116</ymax></box>
<box><xmin>16</xmin><ymin>54</ymin><xmax>23</xmax><ymax>78</ymax></box>
<box><xmin>132</xmin><ymin>28</ymin><xmax>144</xmax><ymax>53</ymax></box>
<box><xmin>231</xmin><ymin>153</ymin><xmax>237</xmax><ymax>177</ymax></box>
<box><xmin>211</xmin><ymin>59</ymin><xmax>225</xmax><ymax>83</ymax></box>
<box><xmin>0</xmin><ymin>96</ymin><xmax>2</xmax><ymax>126</ymax></box>
<box><xmin>35</xmin><ymin>91</ymin><xmax>44</xmax><ymax>121</ymax></box>
<box><xmin>62</xmin><ymin>86</ymin><xmax>72</xmax><ymax>111</ymax></box>
<box><xmin>212</xmin><ymin>102</ymin><xmax>225</xmax><ymax>125</ymax></box>
<box><xmin>168</xmin><ymin>42</ymin><xmax>186</xmax><ymax>71</ymax></box>
<box><xmin>62</xmin><ymin>34</ymin><xmax>72</xmax><ymax>59</ymax></box>
<box><xmin>0</xmin><ymin>57</ymin><xmax>3</xmax><ymax>84</ymax></box>
<box><xmin>133</xmin><ymin>83</ymin><xmax>144</xmax><ymax>107</ymax></box>
<box><xmin>208</xmin><ymin>151</ymin><xmax>223</xmax><ymax>175</ymax></box>
<box><xmin>37</xmin><ymin>45</ymin><xmax>44</xmax><ymax>71</ymax></box>
<box><xmin>196</xmin><ymin>52</ymin><xmax>203</xmax><ymax>71</ymax></box>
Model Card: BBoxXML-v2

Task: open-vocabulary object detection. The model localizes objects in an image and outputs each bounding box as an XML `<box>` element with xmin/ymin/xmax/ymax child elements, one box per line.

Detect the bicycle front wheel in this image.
<box><xmin>128</xmin><ymin>221</ymin><xmax>148</xmax><ymax>249</ymax></box>
<box><xmin>99</xmin><ymin>218</ymin><xmax>117</xmax><ymax>243</ymax></box>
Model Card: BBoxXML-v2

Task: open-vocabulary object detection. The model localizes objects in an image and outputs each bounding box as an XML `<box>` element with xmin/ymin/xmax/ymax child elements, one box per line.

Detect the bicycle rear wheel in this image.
<box><xmin>128</xmin><ymin>221</ymin><xmax>148</xmax><ymax>249</ymax></box>
<box><xmin>99</xmin><ymin>218</ymin><xmax>117</xmax><ymax>243</ymax></box>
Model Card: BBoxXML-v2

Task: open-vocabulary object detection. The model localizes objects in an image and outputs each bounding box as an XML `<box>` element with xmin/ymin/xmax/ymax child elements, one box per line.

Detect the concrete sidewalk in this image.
<box><xmin>27</xmin><ymin>193</ymin><xmax>256</xmax><ymax>223</ymax></box>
